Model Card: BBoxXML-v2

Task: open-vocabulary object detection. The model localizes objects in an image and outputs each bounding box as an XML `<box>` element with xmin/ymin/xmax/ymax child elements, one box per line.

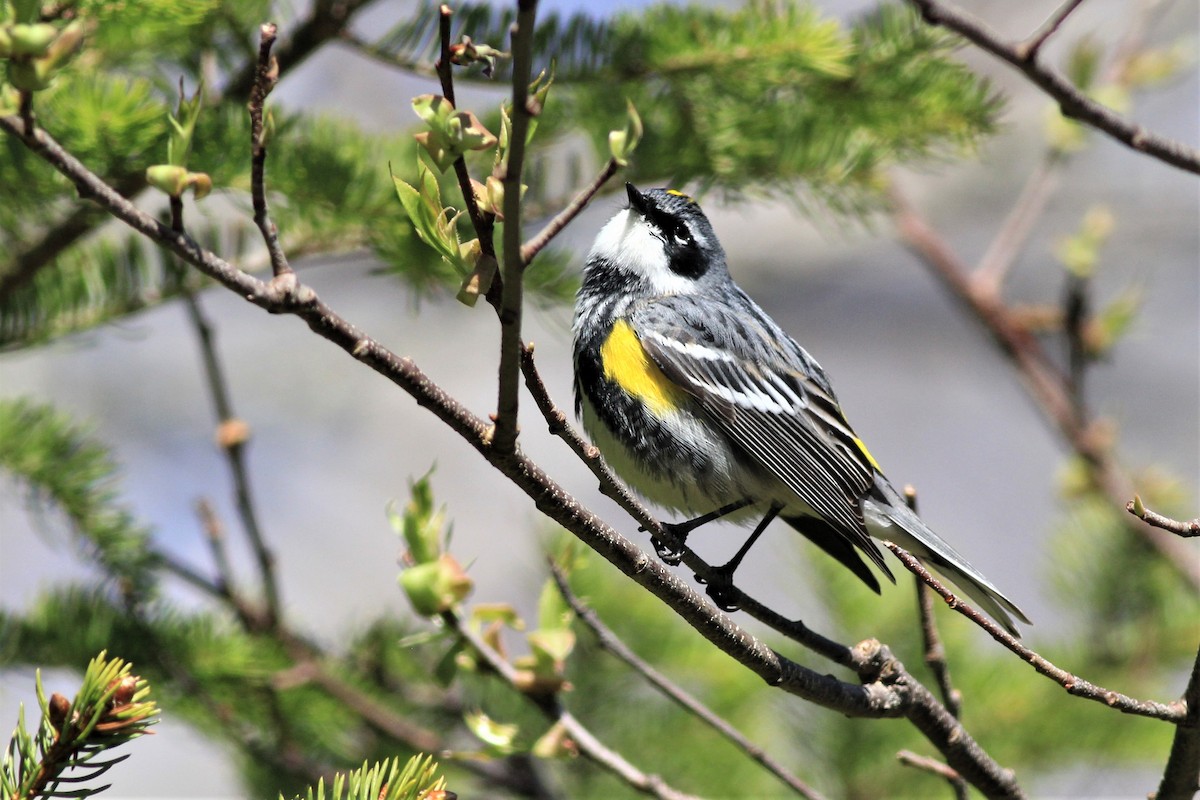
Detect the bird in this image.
<box><xmin>571</xmin><ymin>183</ymin><xmax>1030</xmax><ymax>636</ymax></box>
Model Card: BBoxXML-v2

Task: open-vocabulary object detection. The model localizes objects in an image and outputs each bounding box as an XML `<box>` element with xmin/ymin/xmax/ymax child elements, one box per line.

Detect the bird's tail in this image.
<box><xmin>863</xmin><ymin>477</ymin><xmax>1031</xmax><ymax>637</ymax></box>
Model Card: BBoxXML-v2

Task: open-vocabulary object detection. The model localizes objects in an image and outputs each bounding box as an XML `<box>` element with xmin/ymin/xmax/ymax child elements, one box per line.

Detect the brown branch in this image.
<box><xmin>1127</xmin><ymin>498</ymin><xmax>1200</xmax><ymax>538</ymax></box>
<box><xmin>897</xmin><ymin>749</ymin><xmax>964</xmax><ymax>784</ymax></box>
<box><xmin>248</xmin><ymin>23</ymin><xmax>290</xmax><ymax>279</ymax></box>
<box><xmin>973</xmin><ymin>152</ymin><xmax>1064</xmax><ymax>295</ymax></box>
<box><xmin>883</xmin><ymin>541</ymin><xmax>1189</xmax><ymax>723</ymax></box>
<box><xmin>3</xmin><ymin>114</ymin><xmax>1034</xmax><ymax>800</ymax></box>
<box><xmin>549</xmin><ymin>563</ymin><xmax>827</xmax><ymax>800</ymax></box>
<box><xmin>889</xmin><ymin>188</ymin><xmax>1200</xmax><ymax>590</ymax></box>
<box><xmin>492</xmin><ymin>0</ymin><xmax>540</xmax><ymax>454</ymax></box>
<box><xmin>442</xmin><ymin>608</ymin><xmax>702</xmax><ymax>800</ymax></box>
<box><xmin>520</xmin><ymin>158</ymin><xmax>620</xmax><ymax>265</ymax></box>
<box><xmin>906</xmin><ymin>0</ymin><xmax>1200</xmax><ymax>175</ymax></box>
<box><xmin>1016</xmin><ymin>0</ymin><xmax>1089</xmax><ymax>60</ymax></box>
<box><xmin>1156</xmin><ymin>642</ymin><xmax>1200</xmax><ymax>798</ymax></box>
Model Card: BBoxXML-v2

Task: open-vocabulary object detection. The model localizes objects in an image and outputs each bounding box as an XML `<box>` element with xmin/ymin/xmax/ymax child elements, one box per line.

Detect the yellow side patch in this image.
<box><xmin>852</xmin><ymin>436</ymin><xmax>882</xmax><ymax>472</ymax></box>
<box><xmin>600</xmin><ymin>320</ymin><xmax>686</xmax><ymax>415</ymax></box>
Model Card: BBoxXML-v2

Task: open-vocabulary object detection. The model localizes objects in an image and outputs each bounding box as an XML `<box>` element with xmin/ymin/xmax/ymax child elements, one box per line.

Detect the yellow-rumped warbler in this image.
<box><xmin>572</xmin><ymin>183</ymin><xmax>1030</xmax><ymax>636</ymax></box>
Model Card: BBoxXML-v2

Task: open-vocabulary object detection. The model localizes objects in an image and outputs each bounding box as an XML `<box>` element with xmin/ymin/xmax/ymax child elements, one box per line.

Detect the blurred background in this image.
<box><xmin>1</xmin><ymin>0</ymin><xmax>1196</xmax><ymax>797</ymax></box>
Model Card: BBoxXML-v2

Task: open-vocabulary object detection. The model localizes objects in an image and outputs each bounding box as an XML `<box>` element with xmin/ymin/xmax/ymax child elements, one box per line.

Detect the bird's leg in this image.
<box><xmin>699</xmin><ymin>503</ymin><xmax>782</xmax><ymax>612</ymax></box>
<box><xmin>645</xmin><ymin>498</ymin><xmax>753</xmax><ymax>565</ymax></box>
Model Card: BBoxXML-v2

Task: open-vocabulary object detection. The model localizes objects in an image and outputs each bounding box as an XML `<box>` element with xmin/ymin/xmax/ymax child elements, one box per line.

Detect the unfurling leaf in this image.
<box><xmin>411</xmin><ymin>94</ymin><xmax>498</xmax><ymax>172</ymax></box>
<box><xmin>608</xmin><ymin>99</ymin><xmax>643</xmax><ymax>167</ymax></box>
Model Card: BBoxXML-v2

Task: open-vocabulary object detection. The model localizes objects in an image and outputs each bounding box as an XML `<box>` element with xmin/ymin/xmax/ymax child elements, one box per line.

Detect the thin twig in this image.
<box><xmin>1127</xmin><ymin>499</ymin><xmax>1200</xmax><ymax>538</ymax></box>
<box><xmin>549</xmin><ymin>563</ymin><xmax>827</xmax><ymax>800</ymax></box>
<box><xmin>492</xmin><ymin>0</ymin><xmax>540</xmax><ymax>454</ymax></box>
<box><xmin>1155</xmin><ymin>642</ymin><xmax>1200</xmax><ymax>798</ymax></box>
<box><xmin>195</xmin><ymin>498</ymin><xmax>238</xmax><ymax>596</ymax></box>
<box><xmin>883</xmin><ymin>541</ymin><xmax>1189</xmax><ymax>723</ymax></box>
<box><xmin>906</xmin><ymin>0</ymin><xmax>1200</xmax><ymax>175</ymax></box>
<box><xmin>973</xmin><ymin>152</ymin><xmax>1064</xmax><ymax>295</ymax></box>
<box><xmin>520</xmin><ymin>158</ymin><xmax>620</xmax><ymax>265</ymax></box>
<box><xmin>443</xmin><ymin>608</ymin><xmax>702</xmax><ymax>800</ymax></box>
<box><xmin>1016</xmin><ymin>0</ymin><xmax>1089</xmax><ymax>60</ymax></box>
<box><xmin>248</xmin><ymin>23</ymin><xmax>290</xmax><ymax>278</ymax></box>
<box><xmin>897</xmin><ymin>749</ymin><xmax>964</xmax><ymax>783</ymax></box>
<box><xmin>180</xmin><ymin>258</ymin><xmax>281</xmax><ymax>631</ymax></box>
<box><xmin>435</xmin><ymin>5</ymin><xmax>499</xmax><ymax>276</ymax></box>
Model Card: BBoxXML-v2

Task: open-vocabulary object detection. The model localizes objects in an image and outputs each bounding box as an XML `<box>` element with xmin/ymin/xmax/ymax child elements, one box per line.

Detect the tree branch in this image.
<box><xmin>883</xmin><ymin>541</ymin><xmax>1189</xmax><ymax>723</ymax></box>
<box><xmin>1017</xmin><ymin>0</ymin><xmax>1089</xmax><ymax>60</ymax></box>
<box><xmin>492</xmin><ymin>0</ymin><xmax>539</xmax><ymax>453</ymax></box>
<box><xmin>520</xmin><ymin>158</ymin><xmax>620</xmax><ymax>265</ymax></box>
<box><xmin>549</xmin><ymin>563</ymin><xmax>826</xmax><ymax>800</ymax></box>
<box><xmin>905</xmin><ymin>0</ymin><xmax>1200</xmax><ymax>175</ymax></box>
<box><xmin>1127</xmin><ymin>498</ymin><xmax>1200</xmax><ymax>538</ymax></box>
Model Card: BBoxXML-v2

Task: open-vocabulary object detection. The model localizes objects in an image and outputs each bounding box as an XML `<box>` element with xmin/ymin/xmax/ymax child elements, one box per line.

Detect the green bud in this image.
<box><xmin>608</xmin><ymin>99</ymin><xmax>643</xmax><ymax>167</ymax></box>
<box><xmin>8</xmin><ymin>23</ymin><xmax>57</xmax><ymax>58</ymax></box>
<box><xmin>8</xmin><ymin>57</ymin><xmax>53</xmax><ymax>92</ymax></box>
<box><xmin>145</xmin><ymin>164</ymin><xmax>189</xmax><ymax>197</ymax></box>
<box><xmin>400</xmin><ymin>554</ymin><xmax>473</xmax><ymax>616</ymax></box>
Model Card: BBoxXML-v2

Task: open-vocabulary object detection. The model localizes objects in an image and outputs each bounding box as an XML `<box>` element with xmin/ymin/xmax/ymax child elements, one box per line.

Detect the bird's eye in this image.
<box><xmin>671</xmin><ymin>222</ymin><xmax>692</xmax><ymax>247</ymax></box>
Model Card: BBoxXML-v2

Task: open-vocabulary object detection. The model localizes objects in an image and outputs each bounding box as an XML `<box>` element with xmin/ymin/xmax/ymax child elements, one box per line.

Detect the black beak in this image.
<box><xmin>625</xmin><ymin>182</ymin><xmax>650</xmax><ymax>216</ymax></box>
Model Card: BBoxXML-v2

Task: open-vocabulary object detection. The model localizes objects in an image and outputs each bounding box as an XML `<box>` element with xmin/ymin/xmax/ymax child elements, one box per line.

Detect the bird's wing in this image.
<box><xmin>630</xmin><ymin>302</ymin><xmax>890</xmax><ymax>576</ymax></box>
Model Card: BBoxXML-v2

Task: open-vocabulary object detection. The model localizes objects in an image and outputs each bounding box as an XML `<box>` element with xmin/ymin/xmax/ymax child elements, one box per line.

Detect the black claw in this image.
<box><xmin>705</xmin><ymin>581</ymin><xmax>741</xmax><ymax>612</ymax></box>
<box><xmin>651</xmin><ymin>535</ymin><xmax>685</xmax><ymax>566</ymax></box>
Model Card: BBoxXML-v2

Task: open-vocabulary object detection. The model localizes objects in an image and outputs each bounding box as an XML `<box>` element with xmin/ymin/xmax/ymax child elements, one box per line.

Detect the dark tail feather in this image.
<box><xmin>784</xmin><ymin>515</ymin><xmax>894</xmax><ymax>594</ymax></box>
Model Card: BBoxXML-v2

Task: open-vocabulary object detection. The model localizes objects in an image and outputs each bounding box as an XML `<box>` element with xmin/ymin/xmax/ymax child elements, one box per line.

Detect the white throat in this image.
<box><xmin>587</xmin><ymin>208</ymin><xmax>699</xmax><ymax>296</ymax></box>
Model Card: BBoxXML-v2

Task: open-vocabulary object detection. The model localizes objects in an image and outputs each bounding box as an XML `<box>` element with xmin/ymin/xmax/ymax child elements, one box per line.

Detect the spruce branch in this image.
<box><xmin>905</xmin><ymin>0</ymin><xmax>1200</xmax><ymax>175</ymax></box>
<box><xmin>1</xmin><ymin>653</ymin><xmax>158</xmax><ymax>800</ymax></box>
<box><xmin>883</xmin><ymin>541</ymin><xmax>1189</xmax><ymax>723</ymax></box>
<box><xmin>548</xmin><ymin>563</ymin><xmax>826</xmax><ymax>800</ymax></box>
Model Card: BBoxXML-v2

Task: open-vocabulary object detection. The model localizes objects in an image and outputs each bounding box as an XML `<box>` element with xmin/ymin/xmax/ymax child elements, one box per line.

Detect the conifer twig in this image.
<box><xmin>883</xmin><ymin>540</ymin><xmax>1188</xmax><ymax>723</ymax></box>
<box><xmin>906</xmin><ymin>0</ymin><xmax>1200</xmax><ymax>175</ymax></box>
<box><xmin>549</xmin><ymin>563</ymin><xmax>827</xmax><ymax>800</ymax></box>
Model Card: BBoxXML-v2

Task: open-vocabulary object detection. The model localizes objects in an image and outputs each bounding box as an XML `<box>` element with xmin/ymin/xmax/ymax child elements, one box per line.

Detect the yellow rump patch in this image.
<box><xmin>852</xmin><ymin>436</ymin><xmax>882</xmax><ymax>472</ymax></box>
<box><xmin>600</xmin><ymin>320</ymin><xmax>686</xmax><ymax>415</ymax></box>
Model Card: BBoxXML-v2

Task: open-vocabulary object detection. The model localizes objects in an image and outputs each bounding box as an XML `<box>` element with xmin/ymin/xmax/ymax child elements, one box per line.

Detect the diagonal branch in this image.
<box><xmin>1017</xmin><ymin>0</ymin><xmax>1089</xmax><ymax>60</ymax></box>
<box><xmin>549</xmin><ymin>562</ymin><xmax>827</xmax><ymax>800</ymax></box>
<box><xmin>1127</xmin><ymin>498</ymin><xmax>1200</xmax><ymax>538</ymax></box>
<box><xmin>884</xmin><ymin>540</ymin><xmax>1189</xmax><ymax>723</ymax></box>
<box><xmin>906</xmin><ymin>0</ymin><xmax>1200</xmax><ymax>175</ymax></box>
